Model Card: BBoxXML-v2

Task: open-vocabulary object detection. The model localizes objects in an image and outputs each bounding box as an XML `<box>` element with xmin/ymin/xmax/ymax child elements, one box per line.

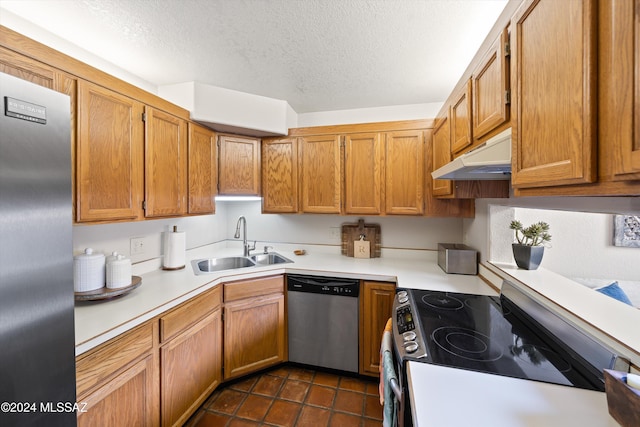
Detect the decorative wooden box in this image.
<box><xmin>604</xmin><ymin>369</ymin><xmax>640</xmax><ymax>427</ymax></box>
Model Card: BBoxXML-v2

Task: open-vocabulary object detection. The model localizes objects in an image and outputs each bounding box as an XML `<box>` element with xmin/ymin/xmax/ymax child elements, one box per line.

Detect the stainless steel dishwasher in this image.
<box><xmin>287</xmin><ymin>274</ymin><xmax>360</xmax><ymax>373</ymax></box>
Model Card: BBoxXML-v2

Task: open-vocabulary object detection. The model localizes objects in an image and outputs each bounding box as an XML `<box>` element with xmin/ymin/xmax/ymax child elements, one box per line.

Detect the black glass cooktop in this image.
<box><xmin>406</xmin><ymin>289</ymin><xmax>603</xmax><ymax>391</ymax></box>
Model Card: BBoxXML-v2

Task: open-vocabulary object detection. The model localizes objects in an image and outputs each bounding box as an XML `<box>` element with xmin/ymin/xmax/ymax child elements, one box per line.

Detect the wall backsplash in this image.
<box><xmin>72</xmin><ymin>200</ymin><xmax>464</xmax><ymax>264</ymax></box>
<box><xmin>465</xmin><ymin>199</ymin><xmax>640</xmax><ymax>282</ymax></box>
<box><xmin>73</xmin><ymin>210</ymin><xmax>229</xmax><ymax>264</ymax></box>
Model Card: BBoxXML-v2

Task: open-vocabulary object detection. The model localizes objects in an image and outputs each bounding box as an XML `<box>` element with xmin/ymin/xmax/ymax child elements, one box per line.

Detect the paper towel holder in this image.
<box><xmin>162</xmin><ymin>225</ymin><xmax>186</xmax><ymax>271</ymax></box>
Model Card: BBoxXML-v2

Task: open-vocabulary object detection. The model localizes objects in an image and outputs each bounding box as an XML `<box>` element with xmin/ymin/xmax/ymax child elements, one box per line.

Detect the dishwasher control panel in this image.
<box><xmin>287</xmin><ymin>274</ymin><xmax>360</xmax><ymax>297</ymax></box>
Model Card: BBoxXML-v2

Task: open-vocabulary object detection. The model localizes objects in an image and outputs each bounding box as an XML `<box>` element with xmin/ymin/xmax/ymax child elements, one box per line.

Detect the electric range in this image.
<box><xmin>393</xmin><ymin>280</ymin><xmax>626</xmax><ymax>389</ymax></box>
<box><xmin>390</xmin><ymin>280</ymin><xmax>629</xmax><ymax>426</ymax></box>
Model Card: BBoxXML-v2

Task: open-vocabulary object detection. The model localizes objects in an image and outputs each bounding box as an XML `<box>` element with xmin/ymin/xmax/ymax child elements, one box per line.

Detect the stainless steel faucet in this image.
<box><xmin>234</xmin><ymin>216</ymin><xmax>256</xmax><ymax>256</ymax></box>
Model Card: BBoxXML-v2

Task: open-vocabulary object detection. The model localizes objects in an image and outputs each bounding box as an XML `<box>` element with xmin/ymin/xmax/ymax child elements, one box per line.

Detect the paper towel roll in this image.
<box><xmin>163</xmin><ymin>226</ymin><xmax>186</xmax><ymax>270</ymax></box>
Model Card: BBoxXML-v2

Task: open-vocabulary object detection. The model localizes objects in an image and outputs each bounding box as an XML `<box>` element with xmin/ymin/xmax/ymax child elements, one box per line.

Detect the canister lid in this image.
<box><xmin>74</xmin><ymin>248</ymin><xmax>105</xmax><ymax>260</ymax></box>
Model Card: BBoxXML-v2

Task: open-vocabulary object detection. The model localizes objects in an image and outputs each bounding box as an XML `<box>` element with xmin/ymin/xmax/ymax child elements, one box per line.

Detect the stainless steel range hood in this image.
<box><xmin>432</xmin><ymin>128</ymin><xmax>512</xmax><ymax>180</ymax></box>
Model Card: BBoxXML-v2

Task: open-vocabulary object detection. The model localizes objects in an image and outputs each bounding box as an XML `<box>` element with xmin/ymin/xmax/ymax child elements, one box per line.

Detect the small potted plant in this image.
<box><xmin>509</xmin><ymin>220</ymin><xmax>551</xmax><ymax>270</ymax></box>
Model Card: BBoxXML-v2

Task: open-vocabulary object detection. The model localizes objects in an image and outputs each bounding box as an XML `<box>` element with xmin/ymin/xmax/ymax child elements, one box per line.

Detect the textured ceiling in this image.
<box><xmin>0</xmin><ymin>0</ymin><xmax>508</xmax><ymax>113</ymax></box>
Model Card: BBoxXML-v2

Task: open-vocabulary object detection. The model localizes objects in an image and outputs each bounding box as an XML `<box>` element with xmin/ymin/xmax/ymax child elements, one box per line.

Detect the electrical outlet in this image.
<box><xmin>130</xmin><ymin>237</ymin><xmax>145</xmax><ymax>255</ymax></box>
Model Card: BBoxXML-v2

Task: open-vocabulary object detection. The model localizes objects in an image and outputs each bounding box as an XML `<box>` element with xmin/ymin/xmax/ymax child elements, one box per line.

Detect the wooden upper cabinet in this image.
<box><xmin>261</xmin><ymin>137</ymin><xmax>299</xmax><ymax>213</ymax></box>
<box><xmin>300</xmin><ymin>135</ymin><xmax>341</xmax><ymax>213</ymax></box>
<box><xmin>431</xmin><ymin>115</ymin><xmax>454</xmax><ymax>197</ymax></box>
<box><xmin>384</xmin><ymin>130</ymin><xmax>424</xmax><ymax>215</ymax></box>
<box><xmin>472</xmin><ymin>28</ymin><xmax>510</xmax><ymax>141</ymax></box>
<box><xmin>450</xmin><ymin>80</ymin><xmax>473</xmax><ymax>154</ymax></box>
<box><xmin>77</xmin><ymin>80</ymin><xmax>144</xmax><ymax>222</ymax></box>
<box><xmin>600</xmin><ymin>0</ymin><xmax>640</xmax><ymax>180</ymax></box>
<box><xmin>218</xmin><ymin>135</ymin><xmax>261</xmax><ymax>195</ymax></box>
<box><xmin>188</xmin><ymin>123</ymin><xmax>216</xmax><ymax>215</ymax></box>
<box><xmin>344</xmin><ymin>133</ymin><xmax>383</xmax><ymax>215</ymax></box>
<box><xmin>144</xmin><ymin>107</ymin><xmax>188</xmax><ymax>217</ymax></box>
<box><xmin>511</xmin><ymin>0</ymin><xmax>597</xmax><ymax>188</ymax></box>
<box><xmin>0</xmin><ymin>46</ymin><xmax>55</xmax><ymax>89</ymax></box>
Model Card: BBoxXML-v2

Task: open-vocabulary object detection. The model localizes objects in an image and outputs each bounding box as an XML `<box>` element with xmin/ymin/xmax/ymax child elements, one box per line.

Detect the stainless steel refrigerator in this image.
<box><xmin>0</xmin><ymin>72</ymin><xmax>77</xmax><ymax>426</ymax></box>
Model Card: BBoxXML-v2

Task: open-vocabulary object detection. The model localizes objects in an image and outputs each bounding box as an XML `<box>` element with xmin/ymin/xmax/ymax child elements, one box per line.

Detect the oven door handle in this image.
<box><xmin>389</xmin><ymin>377</ymin><xmax>402</xmax><ymax>402</ymax></box>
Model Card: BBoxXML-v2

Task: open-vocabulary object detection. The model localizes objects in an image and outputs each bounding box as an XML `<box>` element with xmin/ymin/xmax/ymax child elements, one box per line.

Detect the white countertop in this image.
<box><xmin>407</xmin><ymin>362</ymin><xmax>617</xmax><ymax>427</ymax></box>
<box><xmin>74</xmin><ymin>242</ymin><xmax>617</xmax><ymax>425</ymax></box>
<box><xmin>74</xmin><ymin>243</ymin><xmax>494</xmax><ymax>355</ymax></box>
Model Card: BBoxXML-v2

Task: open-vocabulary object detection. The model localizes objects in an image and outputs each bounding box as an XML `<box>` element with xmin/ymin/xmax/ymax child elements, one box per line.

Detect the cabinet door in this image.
<box><xmin>160</xmin><ymin>308</ymin><xmax>222</xmax><ymax>427</ymax></box>
<box><xmin>360</xmin><ymin>281</ymin><xmax>395</xmax><ymax>376</ymax></box>
<box><xmin>450</xmin><ymin>80</ymin><xmax>473</xmax><ymax>154</ymax></box>
<box><xmin>344</xmin><ymin>133</ymin><xmax>382</xmax><ymax>215</ymax></box>
<box><xmin>77</xmin><ymin>80</ymin><xmax>144</xmax><ymax>222</ymax></box>
<box><xmin>385</xmin><ymin>130</ymin><xmax>424</xmax><ymax>215</ymax></box>
<box><xmin>432</xmin><ymin>115</ymin><xmax>454</xmax><ymax>197</ymax></box>
<box><xmin>600</xmin><ymin>0</ymin><xmax>640</xmax><ymax>179</ymax></box>
<box><xmin>224</xmin><ymin>293</ymin><xmax>285</xmax><ymax>380</ymax></box>
<box><xmin>188</xmin><ymin>123</ymin><xmax>216</xmax><ymax>214</ymax></box>
<box><xmin>262</xmin><ymin>137</ymin><xmax>299</xmax><ymax>213</ymax></box>
<box><xmin>473</xmin><ymin>29</ymin><xmax>510</xmax><ymax>141</ymax></box>
<box><xmin>300</xmin><ymin>135</ymin><xmax>342</xmax><ymax>213</ymax></box>
<box><xmin>145</xmin><ymin>107</ymin><xmax>188</xmax><ymax>217</ymax></box>
<box><xmin>218</xmin><ymin>135</ymin><xmax>261</xmax><ymax>195</ymax></box>
<box><xmin>511</xmin><ymin>0</ymin><xmax>597</xmax><ymax>188</ymax></box>
<box><xmin>78</xmin><ymin>355</ymin><xmax>157</xmax><ymax>427</ymax></box>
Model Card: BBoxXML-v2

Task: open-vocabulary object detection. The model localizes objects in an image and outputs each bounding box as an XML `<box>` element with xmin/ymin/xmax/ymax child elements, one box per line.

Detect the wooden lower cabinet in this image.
<box><xmin>76</xmin><ymin>322</ymin><xmax>159</xmax><ymax>427</ymax></box>
<box><xmin>159</xmin><ymin>286</ymin><xmax>222</xmax><ymax>427</ymax></box>
<box><xmin>360</xmin><ymin>281</ymin><xmax>396</xmax><ymax>377</ymax></box>
<box><xmin>160</xmin><ymin>308</ymin><xmax>222</xmax><ymax>427</ymax></box>
<box><xmin>223</xmin><ymin>275</ymin><xmax>286</xmax><ymax>380</ymax></box>
<box><xmin>78</xmin><ymin>355</ymin><xmax>156</xmax><ymax>427</ymax></box>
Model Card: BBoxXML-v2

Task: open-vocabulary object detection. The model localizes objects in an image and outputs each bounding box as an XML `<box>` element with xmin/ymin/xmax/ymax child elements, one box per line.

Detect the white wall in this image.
<box><xmin>73</xmin><ymin>200</ymin><xmax>465</xmax><ymax>265</ymax></box>
<box><xmin>73</xmin><ymin>208</ymin><xmax>229</xmax><ymax>264</ymax></box>
<box><xmin>296</xmin><ymin>103</ymin><xmax>443</xmax><ymax>128</ymax></box>
<box><xmin>223</xmin><ymin>200</ymin><xmax>463</xmax><ymax>249</ymax></box>
<box><xmin>464</xmin><ymin>199</ymin><xmax>640</xmax><ymax>282</ymax></box>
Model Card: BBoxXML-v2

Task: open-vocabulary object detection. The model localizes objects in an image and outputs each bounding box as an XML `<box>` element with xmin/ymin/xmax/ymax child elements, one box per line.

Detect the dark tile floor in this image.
<box><xmin>184</xmin><ymin>364</ymin><xmax>383</xmax><ymax>427</ymax></box>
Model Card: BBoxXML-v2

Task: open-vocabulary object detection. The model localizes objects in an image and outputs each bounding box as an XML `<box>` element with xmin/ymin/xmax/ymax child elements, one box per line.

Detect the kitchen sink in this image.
<box><xmin>192</xmin><ymin>256</ymin><xmax>256</xmax><ymax>274</ymax></box>
<box><xmin>250</xmin><ymin>252</ymin><xmax>293</xmax><ymax>265</ymax></box>
<box><xmin>191</xmin><ymin>252</ymin><xmax>292</xmax><ymax>275</ymax></box>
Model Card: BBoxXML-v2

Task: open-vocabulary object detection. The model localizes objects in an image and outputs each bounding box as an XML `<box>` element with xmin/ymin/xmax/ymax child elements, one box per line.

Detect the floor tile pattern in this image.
<box><xmin>184</xmin><ymin>364</ymin><xmax>383</xmax><ymax>427</ymax></box>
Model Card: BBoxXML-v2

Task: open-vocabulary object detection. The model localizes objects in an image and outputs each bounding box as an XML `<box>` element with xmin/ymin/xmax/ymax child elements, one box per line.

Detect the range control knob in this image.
<box><xmin>403</xmin><ymin>331</ymin><xmax>417</xmax><ymax>342</ymax></box>
<box><xmin>404</xmin><ymin>341</ymin><xmax>419</xmax><ymax>354</ymax></box>
<box><xmin>397</xmin><ymin>291</ymin><xmax>408</xmax><ymax>304</ymax></box>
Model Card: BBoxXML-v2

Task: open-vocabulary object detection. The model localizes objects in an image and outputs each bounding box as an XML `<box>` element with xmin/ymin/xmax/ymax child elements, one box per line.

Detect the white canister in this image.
<box><xmin>73</xmin><ymin>248</ymin><xmax>105</xmax><ymax>292</ymax></box>
<box><xmin>106</xmin><ymin>254</ymin><xmax>131</xmax><ymax>289</ymax></box>
<box><xmin>105</xmin><ymin>251</ymin><xmax>119</xmax><ymax>264</ymax></box>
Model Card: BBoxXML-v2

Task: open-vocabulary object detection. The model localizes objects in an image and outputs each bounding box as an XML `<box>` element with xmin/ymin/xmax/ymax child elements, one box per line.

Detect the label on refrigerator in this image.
<box><xmin>5</xmin><ymin>97</ymin><xmax>47</xmax><ymax>124</ymax></box>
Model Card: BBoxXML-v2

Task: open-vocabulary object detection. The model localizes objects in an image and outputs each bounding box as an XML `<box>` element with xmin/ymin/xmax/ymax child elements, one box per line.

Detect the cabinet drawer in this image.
<box><xmin>76</xmin><ymin>322</ymin><xmax>154</xmax><ymax>398</ymax></box>
<box><xmin>160</xmin><ymin>286</ymin><xmax>221</xmax><ymax>343</ymax></box>
<box><xmin>224</xmin><ymin>275</ymin><xmax>284</xmax><ymax>303</ymax></box>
